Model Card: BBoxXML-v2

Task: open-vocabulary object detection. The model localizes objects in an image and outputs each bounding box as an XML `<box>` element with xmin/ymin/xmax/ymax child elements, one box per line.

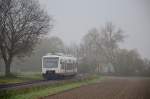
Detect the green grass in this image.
<box><xmin>0</xmin><ymin>75</ymin><xmax>103</xmax><ymax>99</ymax></box>
<box><xmin>0</xmin><ymin>72</ymin><xmax>43</xmax><ymax>84</ymax></box>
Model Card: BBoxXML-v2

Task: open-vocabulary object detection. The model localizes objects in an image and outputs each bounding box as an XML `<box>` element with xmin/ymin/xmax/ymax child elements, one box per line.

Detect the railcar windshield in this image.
<box><xmin>43</xmin><ymin>57</ymin><xmax>59</xmax><ymax>68</ymax></box>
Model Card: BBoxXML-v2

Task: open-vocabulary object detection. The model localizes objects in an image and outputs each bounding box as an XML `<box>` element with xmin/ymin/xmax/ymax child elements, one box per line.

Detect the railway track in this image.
<box><xmin>0</xmin><ymin>79</ymin><xmax>73</xmax><ymax>90</ymax></box>
<box><xmin>0</xmin><ymin>74</ymin><xmax>88</xmax><ymax>90</ymax></box>
<box><xmin>0</xmin><ymin>79</ymin><xmax>47</xmax><ymax>90</ymax></box>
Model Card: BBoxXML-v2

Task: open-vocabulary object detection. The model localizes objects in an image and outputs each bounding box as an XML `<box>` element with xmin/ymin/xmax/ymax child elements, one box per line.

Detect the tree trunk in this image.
<box><xmin>0</xmin><ymin>47</ymin><xmax>13</xmax><ymax>76</ymax></box>
<box><xmin>5</xmin><ymin>61</ymin><xmax>11</xmax><ymax>76</ymax></box>
<box><xmin>4</xmin><ymin>56</ymin><xmax>12</xmax><ymax>76</ymax></box>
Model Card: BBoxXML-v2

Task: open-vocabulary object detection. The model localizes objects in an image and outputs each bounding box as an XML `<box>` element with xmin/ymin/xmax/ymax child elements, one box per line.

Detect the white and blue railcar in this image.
<box><xmin>42</xmin><ymin>53</ymin><xmax>77</xmax><ymax>79</ymax></box>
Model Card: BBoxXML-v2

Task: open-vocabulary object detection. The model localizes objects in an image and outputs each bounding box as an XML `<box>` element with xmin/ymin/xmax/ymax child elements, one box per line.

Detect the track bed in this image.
<box><xmin>0</xmin><ymin>74</ymin><xmax>87</xmax><ymax>90</ymax></box>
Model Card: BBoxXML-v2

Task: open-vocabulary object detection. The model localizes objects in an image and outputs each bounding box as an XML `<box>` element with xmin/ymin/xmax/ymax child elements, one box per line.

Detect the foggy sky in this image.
<box><xmin>39</xmin><ymin>0</ymin><xmax>150</xmax><ymax>59</ymax></box>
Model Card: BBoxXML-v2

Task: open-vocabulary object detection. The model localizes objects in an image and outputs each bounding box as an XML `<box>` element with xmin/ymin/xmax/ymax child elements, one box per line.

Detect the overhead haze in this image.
<box><xmin>39</xmin><ymin>0</ymin><xmax>150</xmax><ymax>59</ymax></box>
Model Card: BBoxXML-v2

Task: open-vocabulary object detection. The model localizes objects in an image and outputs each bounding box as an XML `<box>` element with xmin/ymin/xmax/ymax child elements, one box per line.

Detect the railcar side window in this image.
<box><xmin>60</xmin><ymin>59</ymin><xmax>77</xmax><ymax>71</ymax></box>
<box><xmin>61</xmin><ymin>62</ymin><xmax>65</xmax><ymax>69</ymax></box>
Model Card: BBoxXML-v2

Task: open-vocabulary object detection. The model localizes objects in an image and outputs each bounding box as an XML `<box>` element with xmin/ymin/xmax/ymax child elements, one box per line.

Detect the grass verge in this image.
<box><xmin>0</xmin><ymin>75</ymin><xmax>103</xmax><ymax>99</ymax></box>
<box><xmin>0</xmin><ymin>72</ymin><xmax>43</xmax><ymax>84</ymax></box>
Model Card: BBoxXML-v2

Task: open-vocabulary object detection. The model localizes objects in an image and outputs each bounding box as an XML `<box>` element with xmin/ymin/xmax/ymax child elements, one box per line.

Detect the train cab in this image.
<box><xmin>42</xmin><ymin>53</ymin><xmax>77</xmax><ymax>79</ymax></box>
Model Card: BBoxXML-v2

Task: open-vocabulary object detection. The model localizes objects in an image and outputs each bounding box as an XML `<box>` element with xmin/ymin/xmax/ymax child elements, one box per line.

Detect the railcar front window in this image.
<box><xmin>43</xmin><ymin>57</ymin><xmax>58</xmax><ymax>68</ymax></box>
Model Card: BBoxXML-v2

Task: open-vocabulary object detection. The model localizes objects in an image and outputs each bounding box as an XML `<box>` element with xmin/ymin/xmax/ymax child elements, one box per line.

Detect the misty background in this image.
<box><xmin>39</xmin><ymin>0</ymin><xmax>150</xmax><ymax>59</ymax></box>
<box><xmin>0</xmin><ymin>0</ymin><xmax>150</xmax><ymax>75</ymax></box>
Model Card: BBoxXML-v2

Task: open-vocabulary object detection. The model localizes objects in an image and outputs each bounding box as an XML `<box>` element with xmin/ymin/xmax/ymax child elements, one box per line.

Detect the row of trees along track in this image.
<box><xmin>0</xmin><ymin>0</ymin><xmax>52</xmax><ymax>76</ymax></box>
<box><xmin>67</xmin><ymin>22</ymin><xmax>150</xmax><ymax>75</ymax></box>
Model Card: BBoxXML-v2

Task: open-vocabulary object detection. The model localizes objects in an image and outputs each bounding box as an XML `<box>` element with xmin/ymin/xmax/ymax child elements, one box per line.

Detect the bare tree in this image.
<box><xmin>0</xmin><ymin>0</ymin><xmax>52</xmax><ymax>76</ymax></box>
<box><xmin>64</xmin><ymin>43</ymin><xmax>80</xmax><ymax>57</ymax></box>
<box><xmin>80</xmin><ymin>22</ymin><xmax>125</xmax><ymax>73</ymax></box>
<box><xmin>100</xmin><ymin>22</ymin><xmax>125</xmax><ymax>71</ymax></box>
<box><xmin>80</xmin><ymin>28</ymin><xmax>105</xmax><ymax>73</ymax></box>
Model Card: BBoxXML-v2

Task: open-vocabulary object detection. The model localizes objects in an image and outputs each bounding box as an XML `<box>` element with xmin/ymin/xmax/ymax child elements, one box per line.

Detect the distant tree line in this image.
<box><xmin>65</xmin><ymin>22</ymin><xmax>150</xmax><ymax>76</ymax></box>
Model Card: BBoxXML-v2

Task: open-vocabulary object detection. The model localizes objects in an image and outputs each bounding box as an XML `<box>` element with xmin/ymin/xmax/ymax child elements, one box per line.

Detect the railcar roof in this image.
<box><xmin>43</xmin><ymin>54</ymin><xmax>76</xmax><ymax>60</ymax></box>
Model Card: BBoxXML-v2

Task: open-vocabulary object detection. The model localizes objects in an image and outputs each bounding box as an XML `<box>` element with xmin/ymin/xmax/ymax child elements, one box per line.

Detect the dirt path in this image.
<box><xmin>41</xmin><ymin>77</ymin><xmax>150</xmax><ymax>99</ymax></box>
